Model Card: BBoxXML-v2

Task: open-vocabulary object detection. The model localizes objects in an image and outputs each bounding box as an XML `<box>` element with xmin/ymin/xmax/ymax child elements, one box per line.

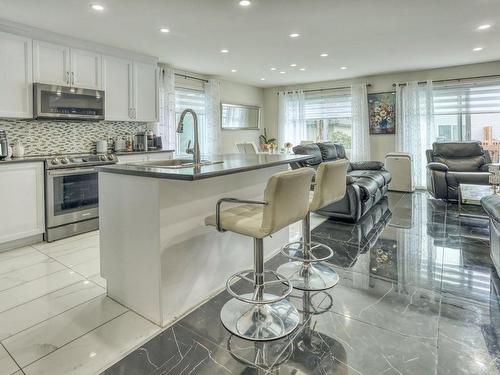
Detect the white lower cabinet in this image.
<box><xmin>0</xmin><ymin>163</ymin><xmax>45</xmax><ymax>244</ymax></box>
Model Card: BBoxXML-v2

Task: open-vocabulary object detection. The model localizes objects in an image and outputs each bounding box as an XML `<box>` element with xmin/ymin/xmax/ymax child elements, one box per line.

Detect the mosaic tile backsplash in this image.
<box><xmin>0</xmin><ymin>119</ymin><xmax>149</xmax><ymax>155</ymax></box>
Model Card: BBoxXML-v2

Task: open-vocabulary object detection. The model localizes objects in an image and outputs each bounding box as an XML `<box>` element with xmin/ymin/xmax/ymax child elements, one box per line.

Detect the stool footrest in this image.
<box><xmin>280</xmin><ymin>241</ymin><xmax>334</xmax><ymax>263</ymax></box>
<box><xmin>226</xmin><ymin>269</ymin><xmax>293</xmax><ymax>305</ymax></box>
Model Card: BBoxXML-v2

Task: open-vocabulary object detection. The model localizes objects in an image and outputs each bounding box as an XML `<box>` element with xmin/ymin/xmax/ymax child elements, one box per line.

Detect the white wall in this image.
<box><xmin>263</xmin><ymin>60</ymin><xmax>500</xmax><ymax>161</ymax></box>
<box><xmin>219</xmin><ymin>80</ymin><xmax>264</xmax><ymax>154</ymax></box>
<box><xmin>172</xmin><ymin>67</ymin><xmax>265</xmax><ymax>154</ymax></box>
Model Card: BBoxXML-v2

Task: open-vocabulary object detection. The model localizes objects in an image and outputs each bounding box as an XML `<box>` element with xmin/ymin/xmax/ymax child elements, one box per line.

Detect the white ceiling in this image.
<box><xmin>1</xmin><ymin>0</ymin><xmax>500</xmax><ymax>88</ymax></box>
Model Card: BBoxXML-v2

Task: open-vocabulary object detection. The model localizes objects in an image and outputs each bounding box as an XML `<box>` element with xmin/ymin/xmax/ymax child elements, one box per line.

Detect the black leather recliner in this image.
<box><xmin>426</xmin><ymin>141</ymin><xmax>492</xmax><ymax>201</ymax></box>
<box><xmin>292</xmin><ymin>142</ymin><xmax>392</xmax><ymax>222</ymax></box>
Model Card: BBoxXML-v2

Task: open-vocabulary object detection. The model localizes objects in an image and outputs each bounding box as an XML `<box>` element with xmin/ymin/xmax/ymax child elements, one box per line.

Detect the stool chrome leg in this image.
<box><xmin>277</xmin><ymin>213</ymin><xmax>340</xmax><ymax>291</ymax></box>
<box><xmin>220</xmin><ymin>238</ymin><xmax>300</xmax><ymax>341</ymax></box>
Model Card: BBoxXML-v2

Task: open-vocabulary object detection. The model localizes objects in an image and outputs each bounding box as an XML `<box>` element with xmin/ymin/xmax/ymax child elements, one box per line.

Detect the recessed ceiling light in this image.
<box><xmin>260</xmin><ymin>78</ymin><xmax>266</xmax><ymax>81</ymax></box>
<box><xmin>270</xmin><ymin>67</ymin><xmax>277</xmax><ymax>71</ymax></box>
<box><xmin>477</xmin><ymin>24</ymin><xmax>491</xmax><ymax>30</ymax></box>
<box><xmin>289</xmin><ymin>33</ymin><xmax>300</xmax><ymax>38</ymax></box>
<box><xmin>280</xmin><ymin>71</ymin><xmax>286</xmax><ymax>74</ymax></box>
<box><xmin>220</xmin><ymin>49</ymin><xmax>229</xmax><ymax>53</ymax></box>
<box><xmin>239</xmin><ymin>0</ymin><xmax>251</xmax><ymax>6</ymax></box>
<box><xmin>290</xmin><ymin>63</ymin><xmax>297</xmax><ymax>67</ymax></box>
<box><xmin>473</xmin><ymin>47</ymin><xmax>483</xmax><ymax>52</ymax></box>
<box><xmin>340</xmin><ymin>66</ymin><xmax>347</xmax><ymax>70</ymax></box>
<box><xmin>320</xmin><ymin>53</ymin><xmax>328</xmax><ymax>57</ymax></box>
<box><xmin>231</xmin><ymin>69</ymin><xmax>237</xmax><ymax>73</ymax></box>
<box><xmin>159</xmin><ymin>28</ymin><xmax>170</xmax><ymax>33</ymax></box>
<box><xmin>90</xmin><ymin>4</ymin><xmax>104</xmax><ymax>11</ymax></box>
<box><xmin>299</xmin><ymin>68</ymin><xmax>306</xmax><ymax>71</ymax></box>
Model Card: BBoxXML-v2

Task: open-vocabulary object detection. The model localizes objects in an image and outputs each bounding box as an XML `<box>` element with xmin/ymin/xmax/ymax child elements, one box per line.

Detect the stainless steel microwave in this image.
<box><xmin>33</xmin><ymin>83</ymin><xmax>105</xmax><ymax>120</ymax></box>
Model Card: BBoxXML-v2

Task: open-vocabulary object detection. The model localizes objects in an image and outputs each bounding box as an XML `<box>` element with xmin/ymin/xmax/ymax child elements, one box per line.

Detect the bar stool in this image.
<box><xmin>205</xmin><ymin>168</ymin><xmax>315</xmax><ymax>341</ymax></box>
<box><xmin>277</xmin><ymin>160</ymin><xmax>349</xmax><ymax>291</ymax></box>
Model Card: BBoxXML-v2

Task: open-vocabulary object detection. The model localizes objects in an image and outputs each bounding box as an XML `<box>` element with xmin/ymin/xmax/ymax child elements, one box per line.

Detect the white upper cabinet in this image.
<box><xmin>103</xmin><ymin>55</ymin><xmax>133</xmax><ymax>121</ymax></box>
<box><xmin>133</xmin><ymin>62</ymin><xmax>158</xmax><ymax>122</ymax></box>
<box><xmin>33</xmin><ymin>41</ymin><xmax>102</xmax><ymax>89</ymax></box>
<box><xmin>33</xmin><ymin>40</ymin><xmax>71</xmax><ymax>86</ymax></box>
<box><xmin>0</xmin><ymin>32</ymin><xmax>33</xmax><ymax>118</ymax></box>
<box><xmin>70</xmin><ymin>48</ymin><xmax>102</xmax><ymax>89</ymax></box>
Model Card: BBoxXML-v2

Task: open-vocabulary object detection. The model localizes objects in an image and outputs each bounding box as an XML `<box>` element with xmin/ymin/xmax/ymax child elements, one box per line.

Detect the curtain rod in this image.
<box><xmin>392</xmin><ymin>74</ymin><xmax>500</xmax><ymax>87</ymax></box>
<box><xmin>174</xmin><ymin>73</ymin><xmax>209</xmax><ymax>83</ymax></box>
<box><xmin>278</xmin><ymin>84</ymin><xmax>371</xmax><ymax>95</ymax></box>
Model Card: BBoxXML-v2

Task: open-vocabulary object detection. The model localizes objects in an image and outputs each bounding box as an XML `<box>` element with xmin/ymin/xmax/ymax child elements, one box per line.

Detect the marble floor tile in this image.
<box><xmin>34</xmin><ymin>237</ymin><xmax>100</xmax><ymax>260</ymax></box>
<box><xmin>53</xmin><ymin>247</ymin><xmax>99</xmax><ymax>268</ymax></box>
<box><xmin>0</xmin><ymin>258</ymin><xmax>66</xmax><ymax>292</ymax></box>
<box><xmin>0</xmin><ymin>281</ymin><xmax>104</xmax><ymax>340</ymax></box>
<box><xmin>0</xmin><ymin>246</ymin><xmax>39</xmax><ymax>261</ymax></box>
<box><xmin>3</xmin><ymin>296</ymin><xmax>128</xmax><ymax>367</ymax></box>
<box><xmin>89</xmin><ymin>275</ymin><xmax>106</xmax><ymax>288</ymax></box>
<box><xmin>437</xmin><ymin>295</ymin><xmax>500</xmax><ymax>375</ymax></box>
<box><xmin>0</xmin><ymin>251</ymin><xmax>48</xmax><ymax>276</ymax></box>
<box><xmin>30</xmin><ymin>231</ymin><xmax>98</xmax><ymax>253</ymax></box>
<box><xmin>0</xmin><ymin>344</ymin><xmax>20</xmax><ymax>375</ymax></box>
<box><xmin>0</xmin><ymin>269</ymin><xmax>84</xmax><ymax>313</ymax></box>
<box><xmin>70</xmin><ymin>258</ymin><xmax>100</xmax><ymax>278</ymax></box>
<box><xmin>23</xmin><ymin>311</ymin><xmax>160</xmax><ymax>375</ymax></box>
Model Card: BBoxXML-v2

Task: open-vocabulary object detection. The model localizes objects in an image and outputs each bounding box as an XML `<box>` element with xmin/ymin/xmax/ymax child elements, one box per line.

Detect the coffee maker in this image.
<box><xmin>0</xmin><ymin>129</ymin><xmax>8</xmax><ymax>160</ymax></box>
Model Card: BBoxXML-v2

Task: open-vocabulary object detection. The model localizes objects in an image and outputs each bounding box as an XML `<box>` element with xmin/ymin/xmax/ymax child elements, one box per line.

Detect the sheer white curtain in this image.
<box><xmin>396</xmin><ymin>81</ymin><xmax>435</xmax><ymax>189</ymax></box>
<box><xmin>158</xmin><ymin>67</ymin><xmax>176</xmax><ymax>151</ymax></box>
<box><xmin>203</xmin><ymin>79</ymin><xmax>221</xmax><ymax>155</ymax></box>
<box><xmin>351</xmin><ymin>84</ymin><xmax>370</xmax><ymax>161</ymax></box>
<box><xmin>278</xmin><ymin>90</ymin><xmax>306</xmax><ymax>147</ymax></box>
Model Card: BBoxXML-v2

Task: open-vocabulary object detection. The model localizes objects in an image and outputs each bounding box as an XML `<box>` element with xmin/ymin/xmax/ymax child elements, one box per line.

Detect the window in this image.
<box><xmin>174</xmin><ymin>87</ymin><xmax>206</xmax><ymax>153</ymax></box>
<box><xmin>433</xmin><ymin>82</ymin><xmax>500</xmax><ymax>162</ymax></box>
<box><xmin>304</xmin><ymin>90</ymin><xmax>352</xmax><ymax>149</ymax></box>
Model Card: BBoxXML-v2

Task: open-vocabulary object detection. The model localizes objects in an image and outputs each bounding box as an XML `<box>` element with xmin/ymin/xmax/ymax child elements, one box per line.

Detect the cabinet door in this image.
<box><xmin>147</xmin><ymin>152</ymin><xmax>173</xmax><ymax>161</ymax></box>
<box><xmin>70</xmin><ymin>48</ymin><xmax>102</xmax><ymax>89</ymax></box>
<box><xmin>133</xmin><ymin>62</ymin><xmax>158</xmax><ymax>122</ymax></box>
<box><xmin>33</xmin><ymin>41</ymin><xmax>70</xmax><ymax>86</ymax></box>
<box><xmin>116</xmin><ymin>154</ymin><xmax>148</xmax><ymax>164</ymax></box>
<box><xmin>0</xmin><ymin>32</ymin><xmax>33</xmax><ymax>118</ymax></box>
<box><xmin>0</xmin><ymin>163</ymin><xmax>45</xmax><ymax>244</ymax></box>
<box><xmin>103</xmin><ymin>55</ymin><xmax>133</xmax><ymax>121</ymax></box>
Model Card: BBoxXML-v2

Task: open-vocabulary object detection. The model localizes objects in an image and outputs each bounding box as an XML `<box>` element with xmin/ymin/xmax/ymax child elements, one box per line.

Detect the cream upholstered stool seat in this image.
<box><xmin>277</xmin><ymin>160</ymin><xmax>349</xmax><ymax>291</ymax></box>
<box><xmin>205</xmin><ymin>167</ymin><xmax>315</xmax><ymax>341</ymax></box>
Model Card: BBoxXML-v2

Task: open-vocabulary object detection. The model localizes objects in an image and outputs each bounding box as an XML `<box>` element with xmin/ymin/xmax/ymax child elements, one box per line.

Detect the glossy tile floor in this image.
<box><xmin>103</xmin><ymin>191</ymin><xmax>500</xmax><ymax>375</ymax></box>
<box><xmin>1</xmin><ymin>191</ymin><xmax>499</xmax><ymax>374</ymax></box>
<box><xmin>0</xmin><ymin>231</ymin><xmax>161</xmax><ymax>375</ymax></box>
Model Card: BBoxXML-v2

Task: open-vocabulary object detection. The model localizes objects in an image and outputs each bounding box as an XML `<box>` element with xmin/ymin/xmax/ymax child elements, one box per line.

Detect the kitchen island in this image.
<box><xmin>97</xmin><ymin>153</ymin><xmax>310</xmax><ymax>327</ymax></box>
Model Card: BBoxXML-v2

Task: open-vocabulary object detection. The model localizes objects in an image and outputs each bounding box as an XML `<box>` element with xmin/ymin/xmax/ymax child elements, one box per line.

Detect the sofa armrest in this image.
<box><xmin>481</xmin><ymin>195</ymin><xmax>500</xmax><ymax>224</ymax></box>
<box><xmin>346</xmin><ymin>175</ymin><xmax>355</xmax><ymax>185</ymax></box>
<box><xmin>350</xmin><ymin>161</ymin><xmax>384</xmax><ymax>170</ymax></box>
<box><xmin>480</xmin><ymin>163</ymin><xmax>494</xmax><ymax>172</ymax></box>
<box><xmin>427</xmin><ymin>162</ymin><xmax>448</xmax><ymax>172</ymax></box>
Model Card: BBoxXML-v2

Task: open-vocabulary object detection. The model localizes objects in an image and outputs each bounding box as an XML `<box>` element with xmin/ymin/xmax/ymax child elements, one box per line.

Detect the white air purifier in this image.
<box><xmin>385</xmin><ymin>152</ymin><xmax>414</xmax><ymax>192</ymax></box>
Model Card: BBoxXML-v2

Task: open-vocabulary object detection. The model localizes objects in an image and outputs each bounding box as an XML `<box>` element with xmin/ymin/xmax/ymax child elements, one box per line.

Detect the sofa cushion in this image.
<box><xmin>317</xmin><ymin>142</ymin><xmax>339</xmax><ymax>161</ymax></box>
<box><xmin>349</xmin><ymin>170</ymin><xmax>385</xmax><ymax>188</ymax></box>
<box><xmin>334</xmin><ymin>143</ymin><xmax>347</xmax><ymax>159</ymax></box>
<box><xmin>350</xmin><ymin>176</ymin><xmax>379</xmax><ymax>202</ymax></box>
<box><xmin>481</xmin><ymin>195</ymin><xmax>500</xmax><ymax>224</ymax></box>
<box><xmin>292</xmin><ymin>144</ymin><xmax>323</xmax><ymax>165</ymax></box>
<box><xmin>446</xmin><ymin>171</ymin><xmax>490</xmax><ymax>185</ymax></box>
<box><xmin>433</xmin><ymin>141</ymin><xmax>484</xmax><ymax>158</ymax></box>
<box><xmin>434</xmin><ymin>155</ymin><xmax>485</xmax><ymax>172</ymax></box>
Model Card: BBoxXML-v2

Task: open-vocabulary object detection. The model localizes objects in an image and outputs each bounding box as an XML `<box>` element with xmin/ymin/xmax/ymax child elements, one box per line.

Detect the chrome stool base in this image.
<box><xmin>220</xmin><ymin>293</ymin><xmax>300</xmax><ymax>341</ymax></box>
<box><xmin>276</xmin><ymin>261</ymin><xmax>339</xmax><ymax>291</ymax></box>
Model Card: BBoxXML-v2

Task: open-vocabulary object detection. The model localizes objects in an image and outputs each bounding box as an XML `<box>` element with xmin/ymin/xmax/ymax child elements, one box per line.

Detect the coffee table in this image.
<box><xmin>458</xmin><ymin>184</ymin><xmax>496</xmax><ymax>218</ymax></box>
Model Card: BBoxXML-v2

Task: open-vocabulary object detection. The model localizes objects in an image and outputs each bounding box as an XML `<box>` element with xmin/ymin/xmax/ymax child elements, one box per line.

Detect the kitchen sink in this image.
<box><xmin>130</xmin><ymin>159</ymin><xmax>224</xmax><ymax>169</ymax></box>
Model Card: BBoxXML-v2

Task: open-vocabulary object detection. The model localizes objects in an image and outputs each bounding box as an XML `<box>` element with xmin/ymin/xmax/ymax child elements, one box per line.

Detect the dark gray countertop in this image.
<box><xmin>97</xmin><ymin>153</ymin><xmax>311</xmax><ymax>181</ymax></box>
<box><xmin>0</xmin><ymin>156</ymin><xmax>46</xmax><ymax>164</ymax></box>
<box><xmin>115</xmin><ymin>149</ymin><xmax>175</xmax><ymax>156</ymax></box>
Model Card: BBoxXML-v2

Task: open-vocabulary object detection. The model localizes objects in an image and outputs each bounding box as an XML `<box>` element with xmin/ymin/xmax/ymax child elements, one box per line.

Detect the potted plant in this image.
<box><xmin>259</xmin><ymin>128</ymin><xmax>276</xmax><ymax>152</ymax></box>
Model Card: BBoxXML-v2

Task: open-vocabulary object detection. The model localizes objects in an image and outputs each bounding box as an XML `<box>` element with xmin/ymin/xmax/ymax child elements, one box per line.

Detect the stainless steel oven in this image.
<box><xmin>44</xmin><ymin>154</ymin><xmax>116</xmax><ymax>242</ymax></box>
<box><xmin>34</xmin><ymin>83</ymin><xmax>105</xmax><ymax>120</ymax></box>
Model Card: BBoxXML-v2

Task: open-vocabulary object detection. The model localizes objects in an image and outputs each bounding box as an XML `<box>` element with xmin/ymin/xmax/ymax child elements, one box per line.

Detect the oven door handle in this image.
<box><xmin>47</xmin><ymin>167</ymin><xmax>97</xmax><ymax>177</ymax></box>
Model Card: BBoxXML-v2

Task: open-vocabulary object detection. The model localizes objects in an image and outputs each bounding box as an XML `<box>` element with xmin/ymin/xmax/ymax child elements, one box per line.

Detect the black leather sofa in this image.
<box><xmin>292</xmin><ymin>142</ymin><xmax>392</xmax><ymax>222</ymax></box>
<box><xmin>481</xmin><ymin>195</ymin><xmax>500</xmax><ymax>277</ymax></box>
<box><xmin>426</xmin><ymin>141</ymin><xmax>492</xmax><ymax>201</ymax></box>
